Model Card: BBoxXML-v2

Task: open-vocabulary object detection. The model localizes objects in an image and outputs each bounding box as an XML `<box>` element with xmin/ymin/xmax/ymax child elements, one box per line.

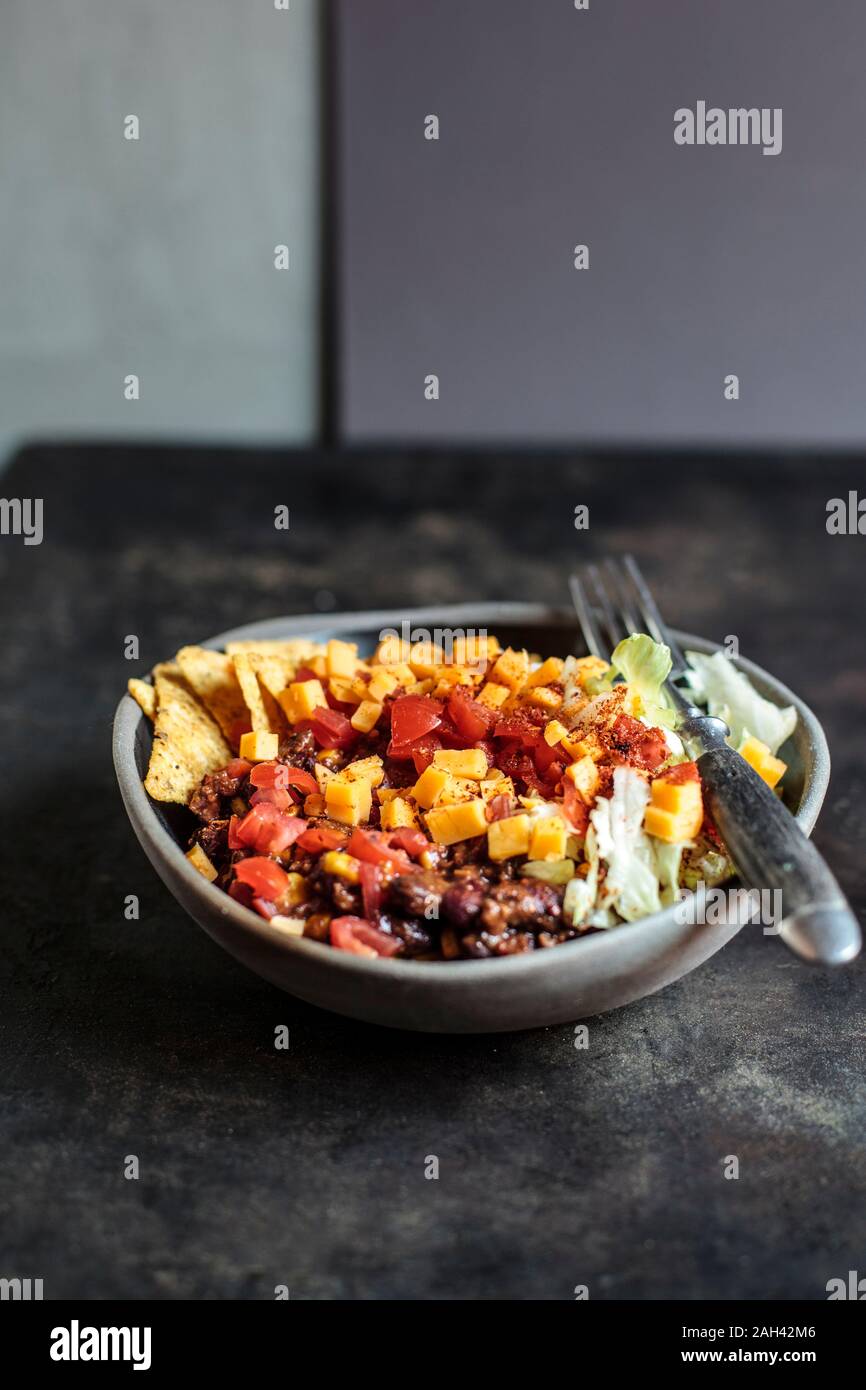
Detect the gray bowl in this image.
<box><xmin>112</xmin><ymin>603</ymin><xmax>830</xmax><ymax>1033</ymax></box>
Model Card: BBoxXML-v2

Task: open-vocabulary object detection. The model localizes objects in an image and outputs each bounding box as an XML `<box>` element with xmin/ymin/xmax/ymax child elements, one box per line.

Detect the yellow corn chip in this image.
<box><xmin>144</xmin><ymin>664</ymin><xmax>232</xmax><ymax>804</ymax></box>
<box><xmin>127</xmin><ymin>677</ymin><xmax>156</xmax><ymax>721</ymax></box>
<box><xmin>231</xmin><ymin>651</ymin><xmax>286</xmax><ymax>734</ymax></box>
<box><xmin>175</xmin><ymin>645</ymin><xmax>248</xmax><ymax>746</ymax></box>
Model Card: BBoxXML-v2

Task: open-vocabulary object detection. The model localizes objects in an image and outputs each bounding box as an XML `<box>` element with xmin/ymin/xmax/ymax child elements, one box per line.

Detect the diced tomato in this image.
<box><xmin>494</xmin><ymin>716</ymin><xmax>540</xmax><ymax>747</ymax></box>
<box><xmin>330</xmin><ymin>916</ymin><xmax>401</xmax><ymax>958</ymax></box>
<box><xmin>234</xmin><ymin>804</ymin><xmax>306</xmax><ymax>855</ymax></box>
<box><xmin>250</xmin><ymin>786</ymin><xmax>295</xmax><ymax>812</ymax></box>
<box><xmin>448</xmin><ymin>688</ymin><xmax>495</xmax><ymax>742</ymax></box>
<box><xmin>252</xmin><ymin>895</ymin><xmax>279</xmax><ymax>920</ymax></box>
<box><xmin>227</xmin><ymin>814</ymin><xmax>244</xmax><ymax>850</ymax></box>
<box><xmin>234</xmin><ymin>856</ymin><xmax>290</xmax><ymax>900</ymax></box>
<box><xmin>294</xmin><ymin>665</ymin><xmax>318</xmax><ymax>683</ymax></box>
<box><xmin>296</xmin><ymin>825</ymin><xmax>346</xmax><ymax>854</ymax></box>
<box><xmin>228</xmin><ymin>879</ymin><xmax>254</xmax><ymax>907</ymax></box>
<box><xmin>225</xmin><ymin>758</ymin><xmax>252</xmax><ymax>780</ymax></box>
<box><xmin>533</xmin><ymin>738</ymin><xmax>562</xmax><ymax>775</ymax></box>
<box><xmin>250</xmin><ymin>763</ymin><xmax>319</xmax><ymax>798</ymax></box>
<box><xmin>359</xmin><ymin>862</ymin><xmax>382</xmax><ymax>920</ymax></box>
<box><xmin>387</xmin><ymin>827</ymin><xmax>430</xmax><ymax>859</ymax></box>
<box><xmin>346</xmin><ymin>828</ymin><xmax>413</xmax><ymax>872</ymax></box>
<box><xmin>310</xmin><ymin>706</ymin><xmax>356</xmax><ymax>750</ymax></box>
<box><xmin>562</xmin><ymin>782</ymin><xmax>590</xmax><ymax>836</ymax></box>
<box><xmin>410</xmin><ymin>734</ymin><xmax>442</xmax><ymax>774</ymax></box>
<box><xmin>390</xmin><ymin>694</ymin><xmax>442</xmax><ymax>746</ymax></box>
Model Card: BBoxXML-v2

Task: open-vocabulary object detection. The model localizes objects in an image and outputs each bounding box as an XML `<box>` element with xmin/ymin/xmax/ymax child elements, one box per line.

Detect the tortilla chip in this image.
<box><xmin>128</xmin><ymin>677</ymin><xmax>156</xmax><ymax>721</ymax></box>
<box><xmin>231</xmin><ymin>651</ymin><xmax>286</xmax><ymax>734</ymax></box>
<box><xmin>144</xmin><ymin>664</ymin><xmax>232</xmax><ymax>804</ymax></box>
<box><xmin>175</xmin><ymin>645</ymin><xmax>248</xmax><ymax>746</ymax></box>
<box><xmin>226</xmin><ymin>639</ymin><xmax>324</xmax><ymax>663</ymax></box>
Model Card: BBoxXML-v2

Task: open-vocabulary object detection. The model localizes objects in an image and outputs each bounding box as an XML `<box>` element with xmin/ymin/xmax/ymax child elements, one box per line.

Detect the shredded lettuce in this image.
<box><xmin>685</xmin><ymin>650</ymin><xmax>796</xmax><ymax>755</ymax></box>
<box><xmin>590</xmin><ymin>766</ymin><xmax>662</xmax><ymax>922</ymax></box>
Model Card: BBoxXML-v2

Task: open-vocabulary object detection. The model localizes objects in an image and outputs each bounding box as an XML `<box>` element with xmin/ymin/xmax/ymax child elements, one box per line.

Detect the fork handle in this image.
<box><xmin>694</xmin><ymin>743</ymin><xmax>861</xmax><ymax>966</ymax></box>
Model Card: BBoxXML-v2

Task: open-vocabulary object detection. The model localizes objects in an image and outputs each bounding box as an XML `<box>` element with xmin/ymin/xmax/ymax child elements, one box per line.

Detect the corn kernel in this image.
<box><xmin>321</xmin><ymin>850</ymin><xmax>361</xmax><ymax>883</ymax></box>
<box><xmin>278</xmin><ymin>679</ymin><xmax>327</xmax><ymax>726</ymax></box>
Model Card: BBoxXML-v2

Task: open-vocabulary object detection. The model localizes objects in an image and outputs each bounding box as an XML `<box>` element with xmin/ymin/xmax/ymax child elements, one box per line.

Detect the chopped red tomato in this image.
<box><xmin>235</xmin><ymin>856</ymin><xmax>290</xmax><ymax>900</ymax></box>
<box><xmin>330</xmin><ymin>916</ymin><xmax>400</xmax><ymax>958</ymax></box>
<box><xmin>294</xmin><ymin>665</ymin><xmax>318</xmax><ymax>683</ymax></box>
<box><xmin>252</xmin><ymin>896</ymin><xmax>279</xmax><ymax>921</ymax></box>
<box><xmin>249</xmin><ymin>762</ymin><xmax>319</xmax><ymax>798</ymax></box>
<box><xmin>387</xmin><ymin>827</ymin><xmax>429</xmax><ymax>859</ymax></box>
<box><xmin>296</xmin><ymin>825</ymin><xmax>346</xmax><ymax>854</ymax></box>
<box><xmin>410</xmin><ymin>734</ymin><xmax>442</xmax><ymax>774</ymax></box>
<box><xmin>249</xmin><ymin>787</ymin><xmax>295</xmax><ymax>813</ymax></box>
<box><xmin>562</xmin><ymin>782</ymin><xmax>590</xmax><ymax>836</ymax></box>
<box><xmin>227</xmin><ymin>814</ymin><xmax>244</xmax><ymax>850</ymax></box>
<box><xmin>234</xmin><ymin>804</ymin><xmax>306</xmax><ymax>855</ymax></box>
<box><xmin>390</xmin><ymin>694</ymin><xmax>442</xmax><ymax>746</ymax></box>
<box><xmin>310</xmin><ymin>706</ymin><xmax>355</xmax><ymax>750</ymax></box>
<box><xmin>359</xmin><ymin>862</ymin><xmax>382</xmax><ymax>920</ymax></box>
<box><xmin>533</xmin><ymin>739</ymin><xmax>561</xmax><ymax>775</ymax></box>
<box><xmin>346</xmin><ymin>828</ymin><xmax>413</xmax><ymax>872</ymax></box>
<box><xmin>225</xmin><ymin>758</ymin><xmax>252</xmax><ymax>780</ymax></box>
<box><xmin>494</xmin><ymin>716</ymin><xmax>540</xmax><ymax>747</ymax></box>
<box><xmin>447</xmin><ymin>688</ymin><xmax>495</xmax><ymax>742</ymax></box>
<box><xmin>228</xmin><ymin>879</ymin><xmax>253</xmax><ymax>907</ymax></box>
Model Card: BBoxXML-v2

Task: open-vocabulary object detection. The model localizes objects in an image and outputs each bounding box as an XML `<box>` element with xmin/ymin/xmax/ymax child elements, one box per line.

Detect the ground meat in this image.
<box><xmin>194</xmin><ymin>819</ymin><xmax>229</xmax><ymax>861</ymax></box>
<box><xmin>387</xmin><ymin>870</ymin><xmax>447</xmax><ymax>921</ymax></box>
<box><xmin>189</xmin><ymin>765</ymin><xmax>249</xmax><ymax>821</ymax></box>
<box><xmin>460</xmin><ymin>929</ymin><xmax>537</xmax><ymax>957</ymax></box>
<box><xmin>479</xmin><ymin>878</ymin><xmax>563</xmax><ymax>935</ymax></box>
<box><xmin>278</xmin><ymin>728</ymin><xmax>317</xmax><ymax>771</ymax></box>
<box><xmin>448</xmin><ymin>836</ymin><xmax>488</xmax><ymax>869</ymax></box>
<box><xmin>376</xmin><ymin>913</ymin><xmax>436</xmax><ymax>958</ymax></box>
<box><xmin>331</xmin><ymin>879</ymin><xmax>361</xmax><ymax>914</ymax></box>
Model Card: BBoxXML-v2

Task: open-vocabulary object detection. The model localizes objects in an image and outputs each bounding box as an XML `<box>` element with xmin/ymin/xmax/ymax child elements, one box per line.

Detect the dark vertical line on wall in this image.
<box><xmin>318</xmin><ymin>0</ymin><xmax>339</xmax><ymax>446</ymax></box>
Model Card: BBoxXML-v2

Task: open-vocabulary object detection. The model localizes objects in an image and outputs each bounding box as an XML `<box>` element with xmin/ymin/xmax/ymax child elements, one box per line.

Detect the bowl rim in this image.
<box><xmin>113</xmin><ymin>602</ymin><xmax>830</xmax><ymax>985</ymax></box>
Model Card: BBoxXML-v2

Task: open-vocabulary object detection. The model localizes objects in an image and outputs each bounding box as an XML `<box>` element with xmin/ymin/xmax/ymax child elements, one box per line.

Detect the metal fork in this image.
<box><xmin>569</xmin><ymin>556</ymin><xmax>861</xmax><ymax>966</ymax></box>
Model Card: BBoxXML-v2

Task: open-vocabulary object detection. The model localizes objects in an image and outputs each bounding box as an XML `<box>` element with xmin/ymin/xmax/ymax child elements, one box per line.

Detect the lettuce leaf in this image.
<box><xmin>590</xmin><ymin>766</ymin><xmax>662</xmax><ymax>922</ymax></box>
<box><xmin>610</xmin><ymin>633</ymin><xmax>676</xmax><ymax>728</ymax></box>
<box><xmin>685</xmin><ymin>650</ymin><xmax>796</xmax><ymax>755</ymax></box>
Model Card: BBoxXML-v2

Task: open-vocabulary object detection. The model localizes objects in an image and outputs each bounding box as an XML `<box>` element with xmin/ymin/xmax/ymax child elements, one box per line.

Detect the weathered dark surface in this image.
<box><xmin>1</xmin><ymin>445</ymin><xmax>864</xmax><ymax>1301</ymax></box>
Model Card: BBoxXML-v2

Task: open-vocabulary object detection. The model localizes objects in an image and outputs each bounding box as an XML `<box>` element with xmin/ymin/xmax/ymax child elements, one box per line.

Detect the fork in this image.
<box><xmin>569</xmin><ymin>556</ymin><xmax>861</xmax><ymax>966</ymax></box>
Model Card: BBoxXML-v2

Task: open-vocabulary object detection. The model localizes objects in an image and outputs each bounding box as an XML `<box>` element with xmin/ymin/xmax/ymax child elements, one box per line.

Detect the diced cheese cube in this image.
<box><xmin>738</xmin><ymin>736</ymin><xmax>786</xmax><ymax>790</ymax></box>
<box><xmin>269</xmin><ymin>915</ymin><xmax>305</xmax><ymax>936</ymax></box>
<box><xmin>650</xmin><ymin>777</ymin><xmax>702</xmax><ymax>816</ymax></box>
<box><xmin>450</xmin><ymin>633</ymin><xmax>499</xmax><ymax>666</ymax></box>
<box><xmin>367</xmin><ymin>668</ymin><xmax>400</xmax><ymax>702</ymax></box>
<box><xmin>412</xmin><ymin>764</ymin><xmax>451</xmax><ymax>809</ymax></box>
<box><xmin>478</xmin><ymin>681</ymin><xmax>509</xmax><ymax>709</ymax></box>
<box><xmin>328</xmin><ymin>676</ymin><xmax>363</xmax><ymax>706</ymax></box>
<box><xmin>644</xmin><ymin>805</ymin><xmax>698</xmax><ymax>843</ymax></box>
<box><xmin>436</xmin><ymin>775</ymin><xmax>479</xmax><ymax>806</ymax></box>
<box><xmin>388</xmin><ymin>662</ymin><xmax>417</xmax><ymax>688</ymax></box>
<box><xmin>321</xmin><ymin>850</ymin><xmax>361</xmax><ymax>883</ymax></box>
<box><xmin>529</xmin><ymin>816</ymin><xmax>568</xmax><ymax>862</ymax></box>
<box><xmin>379</xmin><ymin>796</ymin><xmax>418</xmax><ymax>830</ymax></box>
<box><xmin>432</xmin><ymin>747</ymin><xmax>489</xmax><ymax>779</ymax></box>
<box><xmin>350</xmin><ymin>699</ymin><xmax>383</xmax><ymax>733</ymax></box>
<box><xmin>480</xmin><ymin>775</ymin><xmax>515</xmax><ymax>801</ymax></box>
<box><xmin>491</xmin><ymin>647</ymin><xmax>530</xmax><ymax>691</ymax></box>
<box><xmin>544</xmin><ymin>719</ymin><xmax>569</xmax><ymax>747</ymax></box>
<box><xmin>186</xmin><ymin>842</ymin><xmax>217</xmax><ymax>881</ymax></box>
<box><xmin>327</xmin><ymin>639</ymin><xmax>358</xmax><ymax>678</ymax></box>
<box><xmin>308</xmin><ymin>655</ymin><xmax>328</xmax><ymax>678</ymax></box>
<box><xmin>278</xmin><ymin>679</ymin><xmax>327</xmax><ymax>726</ymax></box>
<box><xmin>524</xmin><ymin>685</ymin><xmax>562</xmax><ymax>711</ymax></box>
<box><xmin>563</xmin><ymin>731</ymin><xmax>602</xmax><ymax>762</ymax></box>
<box><xmin>325</xmin><ymin>778</ymin><xmax>372</xmax><ymax>826</ymax></box>
<box><xmin>376</xmin><ymin>787</ymin><xmax>402</xmax><ymax>803</ymax></box>
<box><xmin>343</xmin><ymin>755</ymin><xmax>384</xmax><ymax>787</ymax></box>
<box><xmin>409</xmin><ymin>641</ymin><xmax>445</xmax><ymax>677</ymax></box>
<box><xmin>573</xmin><ymin>655</ymin><xmax>611</xmax><ymax>686</ymax></box>
<box><xmin>646</xmin><ymin>770</ymin><xmax>703</xmax><ymax>839</ymax></box>
<box><xmin>487</xmin><ymin>812</ymin><xmax>532</xmax><ymax>861</ymax></box>
<box><xmin>526</xmin><ymin>656</ymin><xmax>564</xmax><ymax>688</ymax></box>
<box><xmin>565</xmin><ymin>755</ymin><xmax>600</xmax><ymax>802</ymax></box>
<box><xmin>375</xmin><ymin>635</ymin><xmax>412</xmax><ymax>665</ymax></box>
<box><xmin>239</xmin><ymin>729</ymin><xmax>279</xmax><ymax>761</ymax></box>
<box><xmin>314</xmin><ymin>762</ymin><xmax>336</xmax><ymax>792</ymax></box>
<box><xmin>425</xmin><ymin>798</ymin><xmax>488</xmax><ymax>845</ymax></box>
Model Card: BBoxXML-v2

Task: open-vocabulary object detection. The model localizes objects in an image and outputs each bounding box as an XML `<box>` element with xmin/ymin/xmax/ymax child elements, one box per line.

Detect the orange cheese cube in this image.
<box><xmin>367</xmin><ymin>668</ymin><xmax>400</xmax><ymax>702</ymax></box>
<box><xmin>379</xmin><ymin>796</ymin><xmax>419</xmax><ymax>830</ymax></box>
<box><xmin>565</xmin><ymin>755</ymin><xmax>600</xmax><ymax>802</ymax></box>
<box><xmin>327</xmin><ymin>639</ymin><xmax>358</xmax><ymax>679</ymax></box>
<box><xmin>478</xmin><ymin>681</ymin><xmax>510</xmax><ymax>709</ymax></box>
<box><xmin>529</xmin><ymin>816</ymin><xmax>568</xmax><ymax>862</ymax></box>
<box><xmin>487</xmin><ymin>812</ymin><xmax>531</xmax><ymax>861</ymax></box>
<box><xmin>278</xmin><ymin>678</ymin><xmax>327</xmax><ymax>726</ymax></box>
<box><xmin>325</xmin><ymin>777</ymin><xmax>372</xmax><ymax>826</ymax></box>
<box><xmin>425</xmin><ymin>798</ymin><xmax>488</xmax><ymax>845</ymax></box>
<box><xmin>526</xmin><ymin>656</ymin><xmax>564</xmax><ymax>688</ymax></box>
<box><xmin>739</xmin><ymin>736</ymin><xmax>787</xmax><ymax>790</ymax></box>
<box><xmin>350</xmin><ymin>699</ymin><xmax>383</xmax><ymax>733</ymax></box>
<box><xmin>431</xmin><ymin>748</ymin><xmax>489</xmax><ymax>779</ymax></box>
<box><xmin>491</xmin><ymin>647</ymin><xmax>530</xmax><ymax>691</ymax></box>
<box><xmin>239</xmin><ymin>729</ymin><xmax>279</xmax><ymax>761</ymax></box>
<box><xmin>412</xmin><ymin>764</ymin><xmax>451</xmax><ymax>809</ymax></box>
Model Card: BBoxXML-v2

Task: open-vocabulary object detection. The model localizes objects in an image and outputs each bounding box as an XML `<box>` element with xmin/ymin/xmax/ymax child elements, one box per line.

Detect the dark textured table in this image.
<box><xmin>2</xmin><ymin>445</ymin><xmax>864</xmax><ymax>1301</ymax></box>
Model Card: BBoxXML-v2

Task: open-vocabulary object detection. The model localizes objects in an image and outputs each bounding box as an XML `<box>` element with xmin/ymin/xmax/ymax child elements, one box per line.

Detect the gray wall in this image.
<box><xmin>338</xmin><ymin>0</ymin><xmax>866</xmax><ymax>447</ymax></box>
<box><xmin>0</xmin><ymin>0</ymin><xmax>320</xmax><ymax>464</ymax></box>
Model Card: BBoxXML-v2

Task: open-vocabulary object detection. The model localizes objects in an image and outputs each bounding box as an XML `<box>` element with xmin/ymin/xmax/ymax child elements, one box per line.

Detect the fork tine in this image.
<box><xmin>568</xmin><ymin>573</ymin><xmax>605</xmax><ymax>658</ymax></box>
<box><xmin>621</xmin><ymin>554</ymin><xmax>688</xmax><ymax>674</ymax></box>
<box><xmin>602</xmin><ymin>558</ymin><xmax>643</xmax><ymax>636</ymax></box>
<box><xmin>585</xmin><ymin>563</ymin><xmax>630</xmax><ymax>652</ymax></box>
